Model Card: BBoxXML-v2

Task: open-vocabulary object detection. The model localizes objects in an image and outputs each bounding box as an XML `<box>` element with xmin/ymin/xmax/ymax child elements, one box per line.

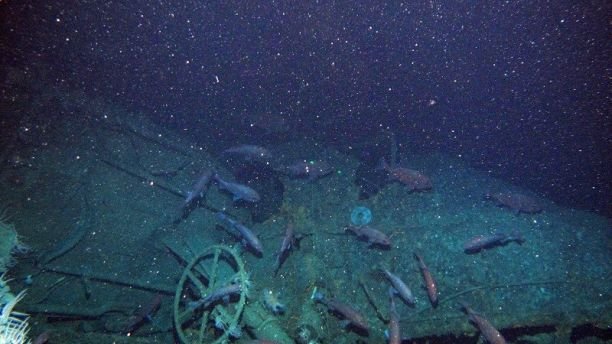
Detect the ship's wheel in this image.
<box><xmin>173</xmin><ymin>245</ymin><xmax>249</xmax><ymax>344</ymax></box>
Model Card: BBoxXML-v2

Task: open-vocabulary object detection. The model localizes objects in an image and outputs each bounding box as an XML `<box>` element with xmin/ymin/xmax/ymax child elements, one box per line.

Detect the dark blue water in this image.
<box><xmin>1</xmin><ymin>1</ymin><xmax>609</xmax><ymax>216</ymax></box>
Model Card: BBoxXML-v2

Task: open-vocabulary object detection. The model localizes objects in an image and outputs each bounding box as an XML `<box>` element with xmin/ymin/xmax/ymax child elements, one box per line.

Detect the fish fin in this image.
<box><xmin>222</xmin><ymin>295</ymin><xmax>230</xmax><ymax>304</ymax></box>
<box><xmin>413</xmin><ymin>251</ymin><xmax>423</xmax><ymax>262</ymax></box>
<box><xmin>311</xmin><ymin>290</ymin><xmax>324</xmax><ymax>302</ymax></box>
<box><xmin>339</xmin><ymin>320</ymin><xmax>351</xmax><ymax>328</ymax></box>
<box><xmin>511</xmin><ymin>230</ymin><xmax>525</xmax><ymax>244</ymax></box>
<box><xmin>457</xmin><ymin>300</ymin><xmax>470</xmax><ymax>311</ymax></box>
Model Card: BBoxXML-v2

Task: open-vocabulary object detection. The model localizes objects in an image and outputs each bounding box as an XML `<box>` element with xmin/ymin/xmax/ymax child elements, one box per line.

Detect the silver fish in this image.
<box><xmin>383</xmin><ymin>268</ymin><xmax>415</xmax><ymax>306</ymax></box>
<box><xmin>184</xmin><ymin>169</ymin><xmax>213</xmax><ymax>206</ymax></box>
<box><xmin>216</xmin><ymin>212</ymin><xmax>264</xmax><ymax>255</ymax></box>
<box><xmin>222</xmin><ymin>144</ymin><xmax>272</xmax><ymax>162</ymax></box>
<box><xmin>214</xmin><ymin>174</ymin><xmax>261</xmax><ymax>202</ymax></box>
<box><xmin>463</xmin><ymin>230</ymin><xmax>524</xmax><ymax>253</ymax></box>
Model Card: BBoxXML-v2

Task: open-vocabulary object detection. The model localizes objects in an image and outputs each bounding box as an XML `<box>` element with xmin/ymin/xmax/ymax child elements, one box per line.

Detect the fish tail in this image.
<box><xmin>212</xmin><ymin>173</ymin><xmax>223</xmax><ymax>184</ymax></box>
<box><xmin>413</xmin><ymin>252</ymin><xmax>424</xmax><ymax>266</ymax></box>
<box><xmin>457</xmin><ymin>300</ymin><xmax>471</xmax><ymax>313</ymax></box>
<box><xmin>388</xmin><ymin>286</ymin><xmax>397</xmax><ymax>298</ymax></box>
<box><xmin>273</xmin><ymin>259</ymin><xmax>280</xmax><ymax>276</ymax></box>
<box><xmin>183</xmin><ymin>192</ymin><xmax>192</xmax><ymax>205</ymax></box>
<box><xmin>510</xmin><ymin>230</ymin><xmax>525</xmax><ymax>244</ymax></box>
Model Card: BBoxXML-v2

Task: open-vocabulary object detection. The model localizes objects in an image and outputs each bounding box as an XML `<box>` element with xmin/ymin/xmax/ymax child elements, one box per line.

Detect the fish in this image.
<box><xmin>248</xmin><ymin>113</ymin><xmax>290</xmax><ymax>135</ymax></box>
<box><xmin>484</xmin><ymin>192</ymin><xmax>543</xmax><ymax>214</ymax></box>
<box><xmin>274</xmin><ymin>223</ymin><xmax>296</xmax><ymax>275</ymax></box>
<box><xmin>386</xmin><ymin>287</ymin><xmax>401</xmax><ymax>344</ymax></box>
<box><xmin>312</xmin><ymin>291</ymin><xmax>369</xmax><ymax>334</ymax></box>
<box><xmin>183</xmin><ymin>169</ymin><xmax>213</xmax><ymax>206</ymax></box>
<box><xmin>345</xmin><ymin>225</ymin><xmax>391</xmax><ymax>248</ymax></box>
<box><xmin>151</xmin><ymin>160</ymin><xmax>191</xmax><ymax>178</ymax></box>
<box><xmin>222</xmin><ymin>144</ymin><xmax>272</xmax><ymax>162</ymax></box>
<box><xmin>379</xmin><ymin>158</ymin><xmax>432</xmax><ymax>191</ymax></box>
<box><xmin>414</xmin><ymin>252</ymin><xmax>438</xmax><ymax>307</ymax></box>
<box><xmin>283</xmin><ymin>160</ymin><xmax>334</xmax><ymax>180</ymax></box>
<box><xmin>33</xmin><ymin>331</ymin><xmax>51</xmax><ymax>344</ymax></box>
<box><xmin>188</xmin><ymin>283</ymin><xmax>242</xmax><ymax>311</ymax></box>
<box><xmin>463</xmin><ymin>230</ymin><xmax>524</xmax><ymax>253</ymax></box>
<box><xmin>382</xmin><ymin>268</ymin><xmax>416</xmax><ymax>306</ymax></box>
<box><xmin>123</xmin><ymin>293</ymin><xmax>162</xmax><ymax>335</ymax></box>
<box><xmin>216</xmin><ymin>212</ymin><xmax>264</xmax><ymax>255</ymax></box>
<box><xmin>459</xmin><ymin>301</ymin><xmax>507</xmax><ymax>344</ymax></box>
<box><xmin>214</xmin><ymin>174</ymin><xmax>261</xmax><ymax>202</ymax></box>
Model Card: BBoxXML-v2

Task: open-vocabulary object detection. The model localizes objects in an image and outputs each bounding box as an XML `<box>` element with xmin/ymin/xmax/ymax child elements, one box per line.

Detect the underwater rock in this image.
<box><xmin>229</xmin><ymin>163</ymin><xmax>284</xmax><ymax>223</ymax></box>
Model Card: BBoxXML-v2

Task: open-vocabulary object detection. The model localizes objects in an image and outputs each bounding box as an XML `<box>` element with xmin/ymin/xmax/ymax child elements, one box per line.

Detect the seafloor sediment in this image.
<box><xmin>0</xmin><ymin>81</ymin><xmax>610</xmax><ymax>344</ymax></box>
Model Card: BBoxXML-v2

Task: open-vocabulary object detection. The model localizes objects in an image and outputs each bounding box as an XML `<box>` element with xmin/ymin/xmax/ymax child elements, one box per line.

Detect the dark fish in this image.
<box><xmin>345</xmin><ymin>225</ymin><xmax>391</xmax><ymax>248</ymax></box>
<box><xmin>485</xmin><ymin>192</ymin><xmax>543</xmax><ymax>214</ymax></box>
<box><xmin>151</xmin><ymin>160</ymin><xmax>191</xmax><ymax>178</ymax></box>
<box><xmin>123</xmin><ymin>293</ymin><xmax>162</xmax><ymax>335</ymax></box>
<box><xmin>188</xmin><ymin>283</ymin><xmax>242</xmax><ymax>311</ymax></box>
<box><xmin>283</xmin><ymin>160</ymin><xmax>334</xmax><ymax>180</ymax></box>
<box><xmin>312</xmin><ymin>292</ymin><xmax>369</xmax><ymax>333</ymax></box>
<box><xmin>379</xmin><ymin>158</ymin><xmax>432</xmax><ymax>191</ymax></box>
<box><xmin>463</xmin><ymin>230</ymin><xmax>524</xmax><ymax>253</ymax></box>
<box><xmin>214</xmin><ymin>174</ymin><xmax>261</xmax><ymax>202</ymax></box>
<box><xmin>216</xmin><ymin>212</ymin><xmax>264</xmax><ymax>255</ymax></box>
<box><xmin>459</xmin><ymin>301</ymin><xmax>507</xmax><ymax>344</ymax></box>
